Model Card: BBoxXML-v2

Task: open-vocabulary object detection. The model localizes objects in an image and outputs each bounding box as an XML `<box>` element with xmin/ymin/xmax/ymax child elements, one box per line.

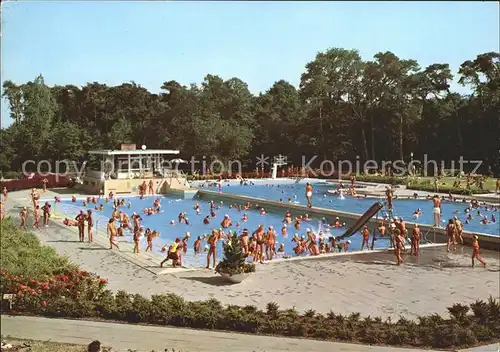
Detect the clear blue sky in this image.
<box><xmin>1</xmin><ymin>1</ymin><xmax>499</xmax><ymax>127</ymax></box>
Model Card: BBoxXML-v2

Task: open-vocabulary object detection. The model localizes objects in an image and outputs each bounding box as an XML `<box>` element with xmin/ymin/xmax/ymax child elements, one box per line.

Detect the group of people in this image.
<box><xmin>16</xmin><ymin>188</ymin><xmax>52</xmax><ymax>230</ymax></box>
<box><xmin>2</xmin><ymin>175</ymin><xmax>492</xmax><ymax>271</ymax></box>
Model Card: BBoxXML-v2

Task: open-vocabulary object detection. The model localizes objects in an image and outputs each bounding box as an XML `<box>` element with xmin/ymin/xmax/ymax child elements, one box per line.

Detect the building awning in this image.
<box><xmin>88</xmin><ymin>149</ymin><xmax>180</xmax><ymax>156</ymax></box>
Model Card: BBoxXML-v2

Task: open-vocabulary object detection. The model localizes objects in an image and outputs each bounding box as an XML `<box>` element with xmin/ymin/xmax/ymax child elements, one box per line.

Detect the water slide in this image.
<box><xmin>337</xmin><ymin>201</ymin><xmax>384</xmax><ymax>240</ymax></box>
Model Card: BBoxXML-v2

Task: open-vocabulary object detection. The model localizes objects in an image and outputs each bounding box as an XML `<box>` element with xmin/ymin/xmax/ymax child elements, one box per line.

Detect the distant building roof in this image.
<box><xmin>88</xmin><ymin>149</ymin><xmax>180</xmax><ymax>156</ymax></box>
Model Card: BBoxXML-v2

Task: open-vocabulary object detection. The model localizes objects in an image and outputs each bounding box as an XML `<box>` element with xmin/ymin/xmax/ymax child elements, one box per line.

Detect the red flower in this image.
<box><xmin>37</xmin><ymin>289</ymin><xmax>42</xmax><ymax>294</ymax></box>
<box><xmin>41</xmin><ymin>300</ymin><xmax>47</xmax><ymax>306</ymax></box>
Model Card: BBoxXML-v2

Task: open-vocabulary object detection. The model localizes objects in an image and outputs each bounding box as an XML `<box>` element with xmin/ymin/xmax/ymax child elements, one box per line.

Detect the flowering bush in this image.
<box><xmin>1</xmin><ymin>268</ymin><xmax>108</xmax><ymax>316</ymax></box>
<box><xmin>1</xmin><ymin>265</ymin><xmax>499</xmax><ymax>350</ymax></box>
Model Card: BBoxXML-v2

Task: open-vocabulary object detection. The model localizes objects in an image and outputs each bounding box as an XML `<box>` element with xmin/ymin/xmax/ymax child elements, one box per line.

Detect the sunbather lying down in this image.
<box><xmin>63</xmin><ymin>218</ymin><xmax>78</xmax><ymax>227</ymax></box>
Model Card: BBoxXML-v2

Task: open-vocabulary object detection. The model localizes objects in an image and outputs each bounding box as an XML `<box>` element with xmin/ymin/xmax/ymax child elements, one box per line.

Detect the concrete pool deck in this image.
<box><xmin>3</xmin><ymin>189</ymin><xmax>499</xmax><ymax>321</ymax></box>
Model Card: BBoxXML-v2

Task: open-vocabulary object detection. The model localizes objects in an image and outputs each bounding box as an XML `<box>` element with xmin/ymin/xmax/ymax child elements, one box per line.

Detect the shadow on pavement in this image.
<box><xmin>183</xmin><ymin>275</ymin><xmax>236</xmax><ymax>286</ymax></box>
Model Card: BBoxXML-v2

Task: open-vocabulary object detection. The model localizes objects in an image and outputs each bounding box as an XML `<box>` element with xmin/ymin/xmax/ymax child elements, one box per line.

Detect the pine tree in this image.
<box><xmin>215</xmin><ymin>232</ymin><xmax>255</xmax><ymax>275</ymax></box>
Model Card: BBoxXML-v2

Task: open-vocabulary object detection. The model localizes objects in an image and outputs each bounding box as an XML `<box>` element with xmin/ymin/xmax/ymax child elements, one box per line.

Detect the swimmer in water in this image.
<box><xmin>412</xmin><ymin>208</ymin><xmax>422</xmax><ymax>218</ymax></box>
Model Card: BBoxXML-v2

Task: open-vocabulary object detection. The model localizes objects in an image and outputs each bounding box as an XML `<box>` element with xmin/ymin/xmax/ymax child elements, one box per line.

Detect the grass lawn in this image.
<box><xmin>413</xmin><ymin>176</ymin><xmax>498</xmax><ymax>193</ymax></box>
<box><xmin>1</xmin><ymin>338</ymin><xmax>91</xmax><ymax>352</ymax></box>
<box><xmin>0</xmin><ymin>337</ymin><xmax>191</xmax><ymax>352</ymax></box>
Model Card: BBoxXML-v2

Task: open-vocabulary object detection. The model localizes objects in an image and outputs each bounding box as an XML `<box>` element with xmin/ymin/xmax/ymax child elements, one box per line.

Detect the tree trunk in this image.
<box><xmin>370</xmin><ymin>114</ymin><xmax>376</xmax><ymax>160</ymax></box>
<box><xmin>399</xmin><ymin>113</ymin><xmax>404</xmax><ymax>161</ymax></box>
<box><xmin>361</xmin><ymin>123</ymin><xmax>369</xmax><ymax>162</ymax></box>
<box><xmin>319</xmin><ymin>105</ymin><xmax>324</xmax><ymax>156</ymax></box>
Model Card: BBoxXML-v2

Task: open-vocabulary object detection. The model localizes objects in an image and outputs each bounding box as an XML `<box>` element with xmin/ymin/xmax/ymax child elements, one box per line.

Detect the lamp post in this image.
<box><xmin>410</xmin><ymin>152</ymin><xmax>414</xmax><ymax>162</ymax></box>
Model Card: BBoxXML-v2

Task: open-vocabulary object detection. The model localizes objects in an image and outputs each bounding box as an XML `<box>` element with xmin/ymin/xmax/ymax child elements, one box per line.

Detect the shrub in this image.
<box><xmin>0</xmin><ymin>218</ymin><xmax>76</xmax><ymax>280</ymax></box>
<box><xmin>448</xmin><ymin>303</ymin><xmax>470</xmax><ymax>324</ymax></box>
<box><xmin>351</xmin><ymin>175</ymin><xmax>409</xmax><ymax>185</ymax></box>
<box><xmin>470</xmin><ymin>300</ymin><xmax>490</xmax><ymax>324</ymax></box>
<box><xmin>407</xmin><ymin>183</ymin><xmax>475</xmax><ymax>195</ymax></box>
<box><xmin>215</xmin><ymin>232</ymin><xmax>255</xmax><ymax>275</ymax></box>
<box><xmin>0</xmin><ymin>171</ymin><xmax>23</xmax><ymax>179</ymax></box>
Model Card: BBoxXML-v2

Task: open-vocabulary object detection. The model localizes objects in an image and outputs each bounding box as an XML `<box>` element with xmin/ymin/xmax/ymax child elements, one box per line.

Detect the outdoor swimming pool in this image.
<box><xmin>52</xmin><ymin>195</ymin><xmax>391</xmax><ymax>267</ymax></box>
<box><xmin>196</xmin><ymin>181</ymin><xmax>500</xmax><ymax>237</ymax></box>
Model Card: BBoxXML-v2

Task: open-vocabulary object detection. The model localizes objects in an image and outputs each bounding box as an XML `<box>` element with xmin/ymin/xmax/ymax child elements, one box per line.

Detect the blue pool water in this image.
<box><xmin>52</xmin><ymin>195</ymin><xmax>391</xmax><ymax>267</ymax></box>
<box><xmin>199</xmin><ymin>182</ymin><xmax>500</xmax><ymax>236</ymax></box>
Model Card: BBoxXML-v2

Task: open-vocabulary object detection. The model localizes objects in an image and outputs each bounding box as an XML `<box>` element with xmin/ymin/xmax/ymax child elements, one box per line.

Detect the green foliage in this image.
<box><xmin>0</xmin><ymin>218</ymin><xmax>76</xmax><ymax>279</ymax></box>
<box><xmin>407</xmin><ymin>183</ymin><xmax>475</xmax><ymax>195</ymax></box>
<box><xmin>0</xmin><ymin>171</ymin><xmax>23</xmax><ymax>179</ymax></box>
<box><xmin>2</xmin><ymin>50</ymin><xmax>499</xmax><ymax>175</ymax></box>
<box><xmin>215</xmin><ymin>232</ymin><xmax>255</xmax><ymax>275</ymax></box>
<box><xmin>353</xmin><ymin>175</ymin><xmax>409</xmax><ymax>185</ymax></box>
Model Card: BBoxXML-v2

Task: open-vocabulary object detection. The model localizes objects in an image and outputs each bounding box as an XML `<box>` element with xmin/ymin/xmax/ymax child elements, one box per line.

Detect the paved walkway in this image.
<box><xmin>0</xmin><ymin>315</ymin><xmax>435</xmax><ymax>352</ymax></box>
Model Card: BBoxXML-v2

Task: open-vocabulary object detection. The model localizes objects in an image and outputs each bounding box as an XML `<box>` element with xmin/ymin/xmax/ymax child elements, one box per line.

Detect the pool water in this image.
<box><xmin>202</xmin><ymin>183</ymin><xmax>500</xmax><ymax>236</ymax></box>
<box><xmin>52</xmin><ymin>195</ymin><xmax>391</xmax><ymax>267</ymax></box>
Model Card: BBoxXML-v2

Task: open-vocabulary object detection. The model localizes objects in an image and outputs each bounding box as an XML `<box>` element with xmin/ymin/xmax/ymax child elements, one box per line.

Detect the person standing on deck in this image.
<box><xmin>385</xmin><ymin>186</ymin><xmax>393</xmax><ymax>215</ymax></box>
<box><xmin>471</xmin><ymin>235</ymin><xmax>486</xmax><ymax>268</ymax></box>
<box><xmin>360</xmin><ymin>225</ymin><xmax>370</xmax><ymax>250</ymax></box>
<box><xmin>305</xmin><ymin>183</ymin><xmax>313</xmax><ymax>208</ymax></box>
<box><xmin>410</xmin><ymin>224</ymin><xmax>420</xmax><ymax>256</ymax></box>
<box><xmin>432</xmin><ymin>195</ymin><xmax>442</xmax><ymax>227</ymax></box>
<box><xmin>87</xmin><ymin>210</ymin><xmax>94</xmax><ymax>243</ymax></box>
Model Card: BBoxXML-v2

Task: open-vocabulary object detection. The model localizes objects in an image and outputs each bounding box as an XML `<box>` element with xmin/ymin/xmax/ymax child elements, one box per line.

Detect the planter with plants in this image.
<box><xmin>215</xmin><ymin>232</ymin><xmax>255</xmax><ymax>283</ymax></box>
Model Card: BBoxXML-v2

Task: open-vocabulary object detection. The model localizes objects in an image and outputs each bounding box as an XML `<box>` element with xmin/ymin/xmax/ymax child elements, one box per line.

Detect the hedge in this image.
<box><xmin>407</xmin><ymin>184</ymin><xmax>475</xmax><ymax>196</ymax></box>
<box><xmin>2</xmin><ymin>269</ymin><xmax>499</xmax><ymax>350</ymax></box>
<box><xmin>350</xmin><ymin>175</ymin><xmax>409</xmax><ymax>185</ymax></box>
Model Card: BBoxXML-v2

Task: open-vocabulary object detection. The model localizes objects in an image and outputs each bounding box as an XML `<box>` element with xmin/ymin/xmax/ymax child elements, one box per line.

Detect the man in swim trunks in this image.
<box><xmin>410</xmin><ymin>224</ymin><xmax>420</xmax><ymax>256</ymax></box>
<box><xmin>394</xmin><ymin>229</ymin><xmax>404</xmax><ymax>265</ymax></box>
<box><xmin>471</xmin><ymin>235</ymin><xmax>486</xmax><ymax>267</ymax></box>
<box><xmin>41</xmin><ymin>202</ymin><xmax>51</xmax><ymax>227</ymax></box>
<box><xmin>206</xmin><ymin>230</ymin><xmax>219</xmax><ymax>269</ymax></box>
<box><xmin>19</xmin><ymin>207</ymin><xmax>28</xmax><ymax>230</ymax></box>
<box><xmin>254</xmin><ymin>225</ymin><xmax>265</xmax><ymax>263</ymax></box>
<box><xmin>107</xmin><ymin>218</ymin><xmax>119</xmax><ymax>250</ymax></box>
<box><xmin>361</xmin><ymin>225</ymin><xmax>370</xmax><ymax>250</ymax></box>
<box><xmin>41</xmin><ymin>177</ymin><xmax>48</xmax><ymax>193</ymax></box>
<box><xmin>432</xmin><ymin>195</ymin><xmax>442</xmax><ymax>227</ymax></box>
<box><xmin>305</xmin><ymin>183</ymin><xmax>313</xmax><ymax>208</ymax></box>
<box><xmin>385</xmin><ymin>186</ymin><xmax>393</xmax><ymax>212</ymax></box>
<box><xmin>446</xmin><ymin>218</ymin><xmax>457</xmax><ymax>252</ymax></box>
<box><xmin>75</xmin><ymin>210</ymin><xmax>86</xmax><ymax>242</ymax></box>
<box><xmin>265</xmin><ymin>226</ymin><xmax>276</xmax><ymax>260</ymax></box>
<box><xmin>87</xmin><ymin>210</ymin><xmax>94</xmax><ymax>242</ymax></box>
<box><xmin>453</xmin><ymin>216</ymin><xmax>464</xmax><ymax>245</ymax></box>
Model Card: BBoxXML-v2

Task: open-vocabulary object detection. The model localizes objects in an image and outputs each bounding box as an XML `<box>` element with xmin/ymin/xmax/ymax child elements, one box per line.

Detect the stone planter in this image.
<box><xmin>218</xmin><ymin>271</ymin><xmax>252</xmax><ymax>284</ymax></box>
